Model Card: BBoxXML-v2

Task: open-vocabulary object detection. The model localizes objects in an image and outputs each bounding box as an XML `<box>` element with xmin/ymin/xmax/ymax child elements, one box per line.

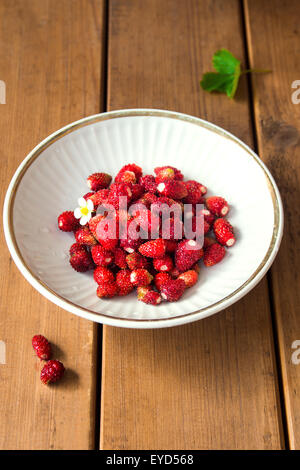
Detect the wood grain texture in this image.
<box><xmin>244</xmin><ymin>0</ymin><xmax>300</xmax><ymax>449</ymax></box>
<box><xmin>0</xmin><ymin>0</ymin><xmax>104</xmax><ymax>449</ymax></box>
<box><xmin>101</xmin><ymin>0</ymin><xmax>284</xmax><ymax>450</ymax></box>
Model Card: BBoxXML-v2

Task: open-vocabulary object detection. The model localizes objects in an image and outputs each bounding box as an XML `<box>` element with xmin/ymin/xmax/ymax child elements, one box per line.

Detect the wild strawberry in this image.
<box><xmin>154</xmin><ymin>272</ymin><xmax>171</xmax><ymax>291</ymax></box>
<box><xmin>154</xmin><ymin>166</ymin><xmax>183</xmax><ymax>181</ymax></box>
<box><xmin>178</xmin><ymin>270</ymin><xmax>198</xmax><ymax>288</ymax></box>
<box><xmin>108</xmin><ymin>182</ymin><xmax>133</xmax><ymax>209</ymax></box>
<box><xmin>137</xmin><ymin>287</ymin><xmax>162</xmax><ymax>305</ymax></box>
<box><xmin>75</xmin><ymin>226</ymin><xmax>97</xmax><ymax>246</ymax></box>
<box><xmin>175</xmin><ymin>239</ymin><xmax>204</xmax><ymax>272</ymax></box>
<box><xmin>32</xmin><ymin>335</ymin><xmax>51</xmax><ymax>360</ymax></box>
<box><xmin>115</xmin><ymin>170</ymin><xmax>136</xmax><ymax>184</ymax></box>
<box><xmin>130</xmin><ymin>268</ymin><xmax>153</xmax><ymax>287</ymax></box>
<box><xmin>58</xmin><ymin>211</ymin><xmax>79</xmax><ymax>232</ymax></box>
<box><xmin>70</xmin><ymin>249</ymin><xmax>94</xmax><ymax>272</ymax></box>
<box><xmin>206</xmin><ymin>197</ymin><xmax>229</xmax><ymax>217</ymax></box>
<box><xmin>91</xmin><ymin>245</ymin><xmax>113</xmax><ymax>266</ymax></box>
<box><xmin>96</xmin><ymin>281</ymin><xmax>118</xmax><ymax>298</ymax></box>
<box><xmin>136</xmin><ymin>192</ymin><xmax>159</xmax><ymax>208</ymax></box>
<box><xmin>40</xmin><ymin>360</ymin><xmax>65</xmax><ymax>385</ymax></box>
<box><xmin>139</xmin><ymin>175</ymin><xmax>157</xmax><ymax>193</ymax></box>
<box><xmin>183</xmin><ymin>180</ymin><xmax>207</xmax><ymax>204</ymax></box>
<box><xmin>69</xmin><ymin>242</ymin><xmax>86</xmax><ymax>256</ymax></box>
<box><xmin>160</xmin><ymin>279</ymin><xmax>186</xmax><ymax>302</ymax></box>
<box><xmin>87</xmin><ymin>189</ymin><xmax>109</xmax><ymax>209</ymax></box>
<box><xmin>87</xmin><ymin>172</ymin><xmax>112</xmax><ymax>191</ymax></box>
<box><xmin>88</xmin><ymin>214</ymin><xmax>105</xmax><ymax>239</ymax></box>
<box><xmin>153</xmin><ymin>255</ymin><xmax>173</xmax><ymax>272</ymax></box>
<box><xmin>120</xmin><ymin>237</ymin><xmax>142</xmax><ymax>253</ymax></box>
<box><xmin>157</xmin><ymin>180</ymin><xmax>187</xmax><ymax>200</ymax></box>
<box><xmin>93</xmin><ymin>266</ymin><xmax>115</xmax><ymax>285</ymax></box>
<box><xmin>114</xmin><ymin>248</ymin><xmax>127</xmax><ymax>269</ymax></box>
<box><xmin>117</xmin><ymin>163</ymin><xmax>142</xmax><ymax>181</ymax></box>
<box><xmin>203</xmin><ymin>243</ymin><xmax>226</xmax><ymax>266</ymax></box>
<box><xmin>213</xmin><ymin>218</ymin><xmax>235</xmax><ymax>247</ymax></box>
<box><xmin>131</xmin><ymin>184</ymin><xmax>144</xmax><ymax>201</ymax></box>
<box><xmin>139</xmin><ymin>239</ymin><xmax>166</xmax><ymax>258</ymax></box>
<box><xmin>116</xmin><ymin>269</ymin><xmax>134</xmax><ymax>296</ymax></box>
<box><xmin>126</xmin><ymin>252</ymin><xmax>149</xmax><ymax>270</ymax></box>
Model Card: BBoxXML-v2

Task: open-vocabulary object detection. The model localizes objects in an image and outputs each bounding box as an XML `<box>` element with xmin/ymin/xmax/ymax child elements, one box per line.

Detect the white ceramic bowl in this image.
<box><xmin>3</xmin><ymin>109</ymin><xmax>283</xmax><ymax>328</ymax></box>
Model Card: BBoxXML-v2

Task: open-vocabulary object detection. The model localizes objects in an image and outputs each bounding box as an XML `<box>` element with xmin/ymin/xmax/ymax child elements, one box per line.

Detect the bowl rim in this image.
<box><xmin>3</xmin><ymin>108</ymin><xmax>284</xmax><ymax>329</ymax></box>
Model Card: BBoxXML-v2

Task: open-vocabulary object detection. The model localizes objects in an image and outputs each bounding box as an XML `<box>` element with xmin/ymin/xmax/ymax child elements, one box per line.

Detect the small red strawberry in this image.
<box><xmin>136</xmin><ymin>192</ymin><xmax>159</xmax><ymax>208</ymax></box>
<box><xmin>69</xmin><ymin>242</ymin><xmax>86</xmax><ymax>256</ymax></box>
<box><xmin>154</xmin><ymin>272</ymin><xmax>171</xmax><ymax>291</ymax></box>
<box><xmin>206</xmin><ymin>197</ymin><xmax>229</xmax><ymax>217</ymax></box>
<box><xmin>153</xmin><ymin>255</ymin><xmax>173</xmax><ymax>272</ymax></box>
<box><xmin>154</xmin><ymin>166</ymin><xmax>183</xmax><ymax>181</ymax></box>
<box><xmin>116</xmin><ymin>269</ymin><xmax>134</xmax><ymax>296</ymax></box>
<box><xmin>108</xmin><ymin>182</ymin><xmax>133</xmax><ymax>209</ymax></box>
<box><xmin>96</xmin><ymin>281</ymin><xmax>119</xmax><ymax>298</ymax></box>
<box><xmin>157</xmin><ymin>180</ymin><xmax>187</xmax><ymax>200</ymax></box>
<box><xmin>183</xmin><ymin>180</ymin><xmax>207</xmax><ymax>204</ymax></box>
<box><xmin>75</xmin><ymin>226</ymin><xmax>97</xmax><ymax>246</ymax></box>
<box><xmin>88</xmin><ymin>214</ymin><xmax>105</xmax><ymax>239</ymax></box>
<box><xmin>175</xmin><ymin>239</ymin><xmax>204</xmax><ymax>272</ymax></box>
<box><xmin>126</xmin><ymin>252</ymin><xmax>149</xmax><ymax>270</ymax></box>
<box><xmin>87</xmin><ymin>189</ymin><xmax>110</xmax><ymax>209</ymax></box>
<box><xmin>115</xmin><ymin>170</ymin><xmax>136</xmax><ymax>184</ymax></box>
<box><xmin>117</xmin><ymin>163</ymin><xmax>143</xmax><ymax>181</ymax></box>
<box><xmin>139</xmin><ymin>239</ymin><xmax>166</xmax><ymax>258</ymax></box>
<box><xmin>114</xmin><ymin>248</ymin><xmax>128</xmax><ymax>269</ymax></box>
<box><xmin>70</xmin><ymin>249</ymin><xmax>94</xmax><ymax>272</ymax></box>
<box><xmin>130</xmin><ymin>268</ymin><xmax>153</xmax><ymax>287</ymax></box>
<box><xmin>203</xmin><ymin>243</ymin><xmax>226</xmax><ymax>266</ymax></box>
<box><xmin>139</xmin><ymin>175</ymin><xmax>157</xmax><ymax>193</ymax></box>
<box><xmin>58</xmin><ymin>211</ymin><xmax>79</xmax><ymax>232</ymax></box>
<box><xmin>178</xmin><ymin>270</ymin><xmax>198</xmax><ymax>288</ymax></box>
<box><xmin>87</xmin><ymin>172</ymin><xmax>112</xmax><ymax>191</ymax></box>
<box><xmin>93</xmin><ymin>266</ymin><xmax>115</xmax><ymax>285</ymax></box>
<box><xmin>160</xmin><ymin>279</ymin><xmax>186</xmax><ymax>302</ymax></box>
<box><xmin>137</xmin><ymin>287</ymin><xmax>162</xmax><ymax>305</ymax></box>
<box><xmin>32</xmin><ymin>335</ymin><xmax>51</xmax><ymax>360</ymax></box>
<box><xmin>213</xmin><ymin>218</ymin><xmax>235</xmax><ymax>247</ymax></box>
<box><xmin>91</xmin><ymin>245</ymin><xmax>114</xmax><ymax>266</ymax></box>
<box><xmin>40</xmin><ymin>360</ymin><xmax>65</xmax><ymax>385</ymax></box>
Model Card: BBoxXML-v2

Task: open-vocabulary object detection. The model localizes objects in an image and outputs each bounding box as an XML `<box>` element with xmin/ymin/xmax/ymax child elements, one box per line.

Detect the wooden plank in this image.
<box><xmin>0</xmin><ymin>0</ymin><xmax>105</xmax><ymax>450</ymax></box>
<box><xmin>244</xmin><ymin>0</ymin><xmax>300</xmax><ymax>449</ymax></box>
<box><xmin>101</xmin><ymin>0</ymin><xmax>284</xmax><ymax>450</ymax></box>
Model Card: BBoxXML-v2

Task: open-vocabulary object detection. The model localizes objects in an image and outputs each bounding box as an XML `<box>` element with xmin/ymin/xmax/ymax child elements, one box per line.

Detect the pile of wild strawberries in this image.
<box><xmin>32</xmin><ymin>335</ymin><xmax>65</xmax><ymax>385</ymax></box>
<box><xmin>57</xmin><ymin>164</ymin><xmax>235</xmax><ymax>305</ymax></box>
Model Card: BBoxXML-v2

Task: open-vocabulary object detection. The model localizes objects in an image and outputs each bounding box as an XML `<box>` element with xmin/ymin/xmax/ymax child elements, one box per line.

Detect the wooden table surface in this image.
<box><xmin>0</xmin><ymin>0</ymin><xmax>299</xmax><ymax>450</ymax></box>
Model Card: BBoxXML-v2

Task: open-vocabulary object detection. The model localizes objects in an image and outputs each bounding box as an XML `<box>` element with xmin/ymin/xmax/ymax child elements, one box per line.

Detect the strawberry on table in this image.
<box><xmin>40</xmin><ymin>360</ymin><xmax>65</xmax><ymax>385</ymax></box>
<box><xmin>32</xmin><ymin>335</ymin><xmax>51</xmax><ymax>361</ymax></box>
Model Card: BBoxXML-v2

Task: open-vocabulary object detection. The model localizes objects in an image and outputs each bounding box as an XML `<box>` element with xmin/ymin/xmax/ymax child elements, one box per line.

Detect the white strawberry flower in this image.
<box><xmin>74</xmin><ymin>197</ymin><xmax>94</xmax><ymax>226</ymax></box>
